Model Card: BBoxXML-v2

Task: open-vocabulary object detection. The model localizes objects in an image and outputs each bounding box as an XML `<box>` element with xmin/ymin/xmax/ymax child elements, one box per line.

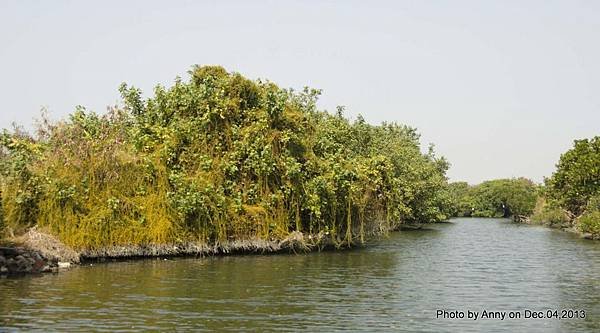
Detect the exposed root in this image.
<box><xmin>80</xmin><ymin>235</ymin><xmax>310</xmax><ymax>259</ymax></box>
<box><xmin>11</xmin><ymin>226</ymin><xmax>374</xmax><ymax>265</ymax></box>
<box><xmin>279</xmin><ymin>231</ymin><xmax>310</xmax><ymax>252</ymax></box>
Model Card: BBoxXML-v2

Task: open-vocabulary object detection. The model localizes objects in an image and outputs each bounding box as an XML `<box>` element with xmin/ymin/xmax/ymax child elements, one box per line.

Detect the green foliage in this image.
<box><xmin>540</xmin><ymin>137</ymin><xmax>600</xmax><ymax>237</ymax></box>
<box><xmin>577</xmin><ymin>195</ymin><xmax>600</xmax><ymax>237</ymax></box>
<box><xmin>529</xmin><ymin>196</ymin><xmax>570</xmax><ymax>227</ymax></box>
<box><xmin>445</xmin><ymin>182</ymin><xmax>474</xmax><ymax>217</ymax></box>
<box><xmin>546</xmin><ymin>137</ymin><xmax>600</xmax><ymax>216</ymax></box>
<box><xmin>447</xmin><ymin>178</ymin><xmax>537</xmax><ymax>219</ymax></box>
<box><xmin>579</xmin><ymin>212</ymin><xmax>600</xmax><ymax>237</ymax></box>
<box><xmin>0</xmin><ymin>66</ymin><xmax>450</xmax><ymax>249</ymax></box>
<box><xmin>0</xmin><ymin>129</ymin><xmax>42</xmax><ymax>235</ymax></box>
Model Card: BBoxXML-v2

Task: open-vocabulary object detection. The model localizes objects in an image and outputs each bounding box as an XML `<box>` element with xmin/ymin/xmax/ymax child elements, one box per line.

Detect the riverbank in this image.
<box><xmin>0</xmin><ymin>247</ymin><xmax>57</xmax><ymax>275</ymax></box>
<box><xmin>0</xmin><ymin>227</ymin><xmax>75</xmax><ymax>275</ymax></box>
<box><xmin>0</xmin><ymin>226</ymin><xmax>372</xmax><ymax>275</ymax></box>
<box><xmin>524</xmin><ymin>219</ymin><xmax>598</xmax><ymax>240</ymax></box>
<box><xmin>447</xmin><ymin>215</ymin><xmax>598</xmax><ymax>240</ymax></box>
<box><xmin>3</xmin><ymin>218</ymin><xmax>599</xmax><ymax>332</ymax></box>
<box><xmin>79</xmin><ymin>230</ymin><xmax>333</xmax><ymax>260</ymax></box>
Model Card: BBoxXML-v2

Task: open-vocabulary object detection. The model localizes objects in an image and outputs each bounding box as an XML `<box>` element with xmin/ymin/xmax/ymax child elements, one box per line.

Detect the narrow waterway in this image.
<box><xmin>1</xmin><ymin>218</ymin><xmax>599</xmax><ymax>332</ymax></box>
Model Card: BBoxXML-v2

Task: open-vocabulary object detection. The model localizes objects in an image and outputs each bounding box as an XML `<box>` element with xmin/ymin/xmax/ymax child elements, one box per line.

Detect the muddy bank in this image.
<box><xmin>79</xmin><ymin>231</ymin><xmax>320</xmax><ymax>260</ymax></box>
<box><xmin>1</xmin><ymin>228</ymin><xmax>371</xmax><ymax>275</ymax></box>
<box><xmin>523</xmin><ymin>218</ymin><xmax>598</xmax><ymax>240</ymax></box>
<box><xmin>562</xmin><ymin>226</ymin><xmax>598</xmax><ymax>240</ymax></box>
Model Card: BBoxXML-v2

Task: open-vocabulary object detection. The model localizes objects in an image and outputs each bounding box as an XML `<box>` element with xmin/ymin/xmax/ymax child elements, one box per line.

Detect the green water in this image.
<box><xmin>1</xmin><ymin>218</ymin><xmax>599</xmax><ymax>332</ymax></box>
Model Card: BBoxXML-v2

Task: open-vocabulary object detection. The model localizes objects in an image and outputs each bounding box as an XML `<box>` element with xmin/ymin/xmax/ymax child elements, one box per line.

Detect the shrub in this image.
<box><xmin>577</xmin><ymin>195</ymin><xmax>600</xmax><ymax>237</ymax></box>
<box><xmin>530</xmin><ymin>197</ymin><xmax>570</xmax><ymax>227</ymax></box>
<box><xmin>578</xmin><ymin>211</ymin><xmax>600</xmax><ymax>238</ymax></box>
<box><xmin>0</xmin><ymin>66</ymin><xmax>450</xmax><ymax>249</ymax></box>
<box><xmin>546</xmin><ymin>137</ymin><xmax>600</xmax><ymax>216</ymax></box>
<box><xmin>447</xmin><ymin>178</ymin><xmax>538</xmax><ymax>220</ymax></box>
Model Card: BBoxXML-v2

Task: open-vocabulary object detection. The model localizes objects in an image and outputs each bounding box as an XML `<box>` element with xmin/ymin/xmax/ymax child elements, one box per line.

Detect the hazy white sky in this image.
<box><xmin>1</xmin><ymin>0</ymin><xmax>599</xmax><ymax>183</ymax></box>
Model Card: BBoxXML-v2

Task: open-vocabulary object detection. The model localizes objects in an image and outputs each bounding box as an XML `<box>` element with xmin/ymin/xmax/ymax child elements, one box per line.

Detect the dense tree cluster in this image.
<box><xmin>537</xmin><ymin>137</ymin><xmax>600</xmax><ymax>237</ymax></box>
<box><xmin>451</xmin><ymin>137</ymin><xmax>600</xmax><ymax>239</ymax></box>
<box><xmin>0</xmin><ymin>66</ymin><xmax>450</xmax><ymax>249</ymax></box>
<box><xmin>447</xmin><ymin>178</ymin><xmax>538</xmax><ymax>220</ymax></box>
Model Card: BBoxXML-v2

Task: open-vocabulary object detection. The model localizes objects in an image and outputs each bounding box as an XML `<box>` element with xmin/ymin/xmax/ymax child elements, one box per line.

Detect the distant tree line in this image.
<box><xmin>446</xmin><ymin>136</ymin><xmax>600</xmax><ymax>239</ymax></box>
<box><xmin>446</xmin><ymin>178</ymin><xmax>537</xmax><ymax>221</ymax></box>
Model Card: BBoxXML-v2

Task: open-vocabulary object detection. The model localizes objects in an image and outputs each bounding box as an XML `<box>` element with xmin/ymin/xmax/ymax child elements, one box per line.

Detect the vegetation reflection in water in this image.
<box><xmin>1</xmin><ymin>218</ymin><xmax>599</xmax><ymax>332</ymax></box>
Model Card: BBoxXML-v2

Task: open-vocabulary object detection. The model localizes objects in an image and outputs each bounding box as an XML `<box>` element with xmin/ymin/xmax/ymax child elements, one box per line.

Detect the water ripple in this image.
<box><xmin>1</xmin><ymin>218</ymin><xmax>599</xmax><ymax>332</ymax></box>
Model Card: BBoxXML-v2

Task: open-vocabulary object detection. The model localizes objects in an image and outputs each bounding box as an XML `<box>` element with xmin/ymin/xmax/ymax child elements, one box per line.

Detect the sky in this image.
<box><xmin>0</xmin><ymin>0</ymin><xmax>599</xmax><ymax>184</ymax></box>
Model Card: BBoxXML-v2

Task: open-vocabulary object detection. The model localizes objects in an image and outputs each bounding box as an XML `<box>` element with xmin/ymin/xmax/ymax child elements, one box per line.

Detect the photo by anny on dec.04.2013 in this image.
<box><xmin>1</xmin><ymin>1</ymin><xmax>599</xmax><ymax>332</ymax></box>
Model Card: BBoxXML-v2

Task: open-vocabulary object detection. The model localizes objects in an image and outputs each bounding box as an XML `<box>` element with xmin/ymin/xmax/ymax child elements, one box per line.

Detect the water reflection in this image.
<box><xmin>1</xmin><ymin>218</ymin><xmax>599</xmax><ymax>332</ymax></box>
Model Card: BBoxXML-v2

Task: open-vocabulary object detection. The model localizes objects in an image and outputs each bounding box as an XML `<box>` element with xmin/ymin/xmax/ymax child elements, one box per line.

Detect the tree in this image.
<box><xmin>448</xmin><ymin>178</ymin><xmax>537</xmax><ymax>220</ymax></box>
<box><xmin>0</xmin><ymin>66</ymin><xmax>451</xmax><ymax>249</ymax></box>
<box><xmin>546</xmin><ymin>137</ymin><xmax>600</xmax><ymax>216</ymax></box>
<box><xmin>542</xmin><ymin>136</ymin><xmax>600</xmax><ymax>237</ymax></box>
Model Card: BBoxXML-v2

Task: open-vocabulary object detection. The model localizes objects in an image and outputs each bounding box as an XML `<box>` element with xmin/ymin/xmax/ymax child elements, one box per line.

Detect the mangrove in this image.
<box><xmin>0</xmin><ymin>65</ymin><xmax>451</xmax><ymax>263</ymax></box>
<box><xmin>446</xmin><ymin>137</ymin><xmax>600</xmax><ymax>239</ymax></box>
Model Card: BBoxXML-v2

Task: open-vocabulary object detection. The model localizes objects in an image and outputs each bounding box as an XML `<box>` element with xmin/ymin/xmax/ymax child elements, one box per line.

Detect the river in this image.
<box><xmin>1</xmin><ymin>218</ymin><xmax>599</xmax><ymax>332</ymax></box>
